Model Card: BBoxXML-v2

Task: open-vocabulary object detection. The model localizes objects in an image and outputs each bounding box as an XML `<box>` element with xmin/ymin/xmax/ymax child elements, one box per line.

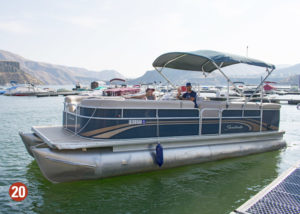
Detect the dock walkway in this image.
<box><xmin>36</xmin><ymin>91</ymin><xmax>81</xmax><ymax>97</ymax></box>
<box><xmin>233</xmin><ymin>162</ymin><xmax>300</xmax><ymax>214</ymax></box>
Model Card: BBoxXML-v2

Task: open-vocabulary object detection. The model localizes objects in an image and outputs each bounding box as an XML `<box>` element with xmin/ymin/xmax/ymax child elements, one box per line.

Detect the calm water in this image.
<box><xmin>0</xmin><ymin>95</ymin><xmax>300</xmax><ymax>214</ymax></box>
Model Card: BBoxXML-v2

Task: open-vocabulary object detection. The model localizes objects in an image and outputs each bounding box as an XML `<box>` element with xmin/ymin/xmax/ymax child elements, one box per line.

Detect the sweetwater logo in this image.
<box><xmin>129</xmin><ymin>120</ymin><xmax>146</xmax><ymax>125</ymax></box>
<box><xmin>224</xmin><ymin>124</ymin><xmax>251</xmax><ymax>131</ymax></box>
<box><xmin>226</xmin><ymin>124</ymin><xmax>243</xmax><ymax>130</ymax></box>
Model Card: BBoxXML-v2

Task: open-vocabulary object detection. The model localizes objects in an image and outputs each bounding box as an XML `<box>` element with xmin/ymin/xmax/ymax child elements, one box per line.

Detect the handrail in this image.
<box><xmin>65</xmin><ymin>110</ymin><xmax>200</xmax><ymax>120</ymax></box>
<box><xmin>200</xmin><ymin>107</ymin><xmax>265</xmax><ymax>135</ymax></box>
<box><xmin>76</xmin><ymin>103</ymin><xmax>197</xmax><ymax>110</ymax></box>
<box><xmin>156</xmin><ymin>109</ymin><xmax>159</xmax><ymax>137</ymax></box>
<box><xmin>200</xmin><ymin>108</ymin><xmax>220</xmax><ymax>135</ymax></box>
<box><xmin>64</xmin><ymin>106</ymin><xmax>276</xmax><ymax>136</ymax></box>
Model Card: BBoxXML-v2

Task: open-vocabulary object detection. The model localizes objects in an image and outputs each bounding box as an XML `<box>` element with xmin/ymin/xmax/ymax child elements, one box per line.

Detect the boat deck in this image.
<box><xmin>233</xmin><ymin>162</ymin><xmax>300</xmax><ymax>214</ymax></box>
<box><xmin>32</xmin><ymin>126</ymin><xmax>285</xmax><ymax>151</ymax></box>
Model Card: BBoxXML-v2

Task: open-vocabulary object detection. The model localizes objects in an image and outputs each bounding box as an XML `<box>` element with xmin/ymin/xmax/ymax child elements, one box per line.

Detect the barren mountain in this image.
<box><xmin>0</xmin><ymin>61</ymin><xmax>43</xmax><ymax>85</ymax></box>
<box><xmin>0</xmin><ymin>50</ymin><xmax>125</xmax><ymax>85</ymax></box>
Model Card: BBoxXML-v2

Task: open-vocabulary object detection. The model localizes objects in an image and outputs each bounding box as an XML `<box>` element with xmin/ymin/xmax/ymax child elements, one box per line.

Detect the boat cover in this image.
<box><xmin>152</xmin><ymin>50</ymin><xmax>275</xmax><ymax>73</ymax></box>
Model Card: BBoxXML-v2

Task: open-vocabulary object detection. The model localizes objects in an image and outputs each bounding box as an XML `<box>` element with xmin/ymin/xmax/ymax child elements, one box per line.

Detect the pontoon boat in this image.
<box><xmin>20</xmin><ymin>50</ymin><xmax>286</xmax><ymax>183</ymax></box>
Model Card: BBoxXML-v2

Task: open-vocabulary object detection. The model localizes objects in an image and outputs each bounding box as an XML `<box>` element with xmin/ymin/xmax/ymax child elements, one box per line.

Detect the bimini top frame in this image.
<box><xmin>152</xmin><ymin>50</ymin><xmax>276</xmax><ymax>103</ymax></box>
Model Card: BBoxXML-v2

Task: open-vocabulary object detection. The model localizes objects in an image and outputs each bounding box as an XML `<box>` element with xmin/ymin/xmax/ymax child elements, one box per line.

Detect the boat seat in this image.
<box><xmin>65</xmin><ymin>96</ymin><xmax>87</xmax><ymax>112</ymax></box>
<box><xmin>199</xmin><ymin>100</ymin><xmax>281</xmax><ymax>110</ymax></box>
<box><xmin>67</xmin><ymin>96</ymin><xmax>280</xmax><ymax>113</ymax></box>
<box><xmin>80</xmin><ymin>99</ymin><xmax>195</xmax><ymax>109</ymax></box>
<box><xmin>198</xmin><ymin>101</ymin><xmax>281</xmax><ymax>117</ymax></box>
<box><xmin>198</xmin><ymin>100</ymin><xmax>226</xmax><ymax>117</ymax></box>
<box><xmin>65</xmin><ymin>96</ymin><xmax>126</xmax><ymax>112</ymax></box>
<box><xmin>227</xmin><ymin>102</ymin><xmax>281</xmax><ymax>110</ymax></box>
<box><xmin>260</xmin><ymin>103</ymin><xmax>281</xmax><ymax>110</ymax></box>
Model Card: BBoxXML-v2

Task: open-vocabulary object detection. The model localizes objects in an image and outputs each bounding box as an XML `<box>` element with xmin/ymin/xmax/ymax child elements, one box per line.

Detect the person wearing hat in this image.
<box><xmin>128</xmin><ymin>88</ymin><xmax>156</xmax><ymax>100</ymax></box>
<box><xmin>177</xmin><ymin>82</ymin><xmax>198</xmax><ymax>108</ymax></box>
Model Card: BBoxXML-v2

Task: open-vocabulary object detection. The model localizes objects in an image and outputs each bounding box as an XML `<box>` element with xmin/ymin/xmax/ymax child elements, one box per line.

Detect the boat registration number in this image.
<box><xmin>129</xmin><ymin>120</ymin><xmax>146</xmax><ymax>125</ymax></box>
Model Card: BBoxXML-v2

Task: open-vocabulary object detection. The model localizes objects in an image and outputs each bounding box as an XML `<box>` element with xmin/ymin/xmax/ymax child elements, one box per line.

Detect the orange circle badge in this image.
<box><xmin>9</xmin><ymin>182</ymin><xmax>28</xmax><ymax>201</ymax></box>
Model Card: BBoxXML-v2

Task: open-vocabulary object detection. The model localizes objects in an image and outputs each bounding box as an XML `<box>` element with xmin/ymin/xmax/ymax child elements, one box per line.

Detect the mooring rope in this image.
<box><xmin>74</xmin><ymin>105</ymin><xmax>97</xmax><ymax>136</ymax></box>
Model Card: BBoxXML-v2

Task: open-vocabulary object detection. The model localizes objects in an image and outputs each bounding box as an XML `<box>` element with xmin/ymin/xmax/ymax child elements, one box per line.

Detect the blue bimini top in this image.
<box><xmin>152</xmin><ymin>50</ymin><xmax>275</xmax><ymax>73</ymax></box>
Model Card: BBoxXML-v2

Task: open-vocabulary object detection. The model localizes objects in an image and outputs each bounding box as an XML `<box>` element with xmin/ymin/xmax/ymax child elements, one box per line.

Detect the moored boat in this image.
<box><xmin>0</xmin><ymin>88</ymin><xmax>6</xmax><ymax>95</ymax></box>
<box><xmin>4</xmin><ymin>83</ymin><xmax>46</xmax><ymax>96</ymax></box>
<box><xmin>103</xmin><ymin>78</ymin><xmax>140</xmax><ymax>96</ymax></box>
<box><xmin>20</xmin><ymin>50</ymin><xmax>286</xmax><ymax>183</ymax></box>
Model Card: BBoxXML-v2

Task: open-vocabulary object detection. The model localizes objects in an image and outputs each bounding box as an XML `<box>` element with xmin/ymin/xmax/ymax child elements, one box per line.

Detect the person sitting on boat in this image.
<box><xmin>128</xmin><ymin>88</ymin><xmax>156</xmax><ymax>100</ymax></box>
<box><xmin>177</xmin><ymin>82</ymin><xmax>198</xmax><ymax>108</ymax></box>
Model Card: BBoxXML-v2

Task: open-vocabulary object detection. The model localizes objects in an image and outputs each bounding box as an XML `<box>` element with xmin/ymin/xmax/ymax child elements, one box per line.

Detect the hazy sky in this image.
<box><xmin>0</xmin><ymin>0</ymin><xmax>300</xmax><ymax>78</ymax></box>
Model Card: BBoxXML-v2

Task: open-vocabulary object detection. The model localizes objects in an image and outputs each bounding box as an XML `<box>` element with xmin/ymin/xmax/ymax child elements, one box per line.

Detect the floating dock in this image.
<box><xmin>269</xmin><ymin>98</ymin><xmax>300</xmax><ymax>105</ymax></box>
<box><xmin>233</xmin><ymin>162</ymin><xmax>300</xmax><ymax>214</ymax></box>
<box><xmin>36</xmin><ymin>91</ymin><xmax>81</xmax><ymax>97</ymax></box>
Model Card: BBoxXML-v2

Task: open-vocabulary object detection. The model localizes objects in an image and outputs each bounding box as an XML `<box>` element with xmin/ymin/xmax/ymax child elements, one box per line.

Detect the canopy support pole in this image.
<box><xmin>154</xmin><ymin>67</ymin><xmax>176</xmax><ymax>88</ymax></box>
<box><xmin>154</xmin><ymin>53</ymin><xmax>275</xmax><ymax>105</ymax></box>
<box><xmin>227</xmin><ymin>79</ymin><xmax>230</xmax><ymax>104</ymax></box>
<box><xmin>154</xmin><ymin>54</ymin><xmax>187</xmax><ymax>89</ymax></box>
<box><xmin>244</xmin><ymin>68</ymin><xmax>275</xmax><ymax>105</ymax></box>
<box><xmin>211</xmin><ymin>61</ymin><xmax>246</xmax><ymax>99</ymax></box>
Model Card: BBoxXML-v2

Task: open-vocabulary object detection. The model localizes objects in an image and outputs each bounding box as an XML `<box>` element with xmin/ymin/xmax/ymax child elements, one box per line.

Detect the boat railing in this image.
<box><xmin>200</xmin><ymin>107</ymin><xmax>266</xmax><ymax>135</ymax></box>
<box><xmin>64</xmin><ymin>102</ymin><xmax>276</xmax><ymax>137</ymax></box>
<box><xmin>199</xmin><ymin>108</ymin><xmax>220</xmax><ymax>135</ymax></box>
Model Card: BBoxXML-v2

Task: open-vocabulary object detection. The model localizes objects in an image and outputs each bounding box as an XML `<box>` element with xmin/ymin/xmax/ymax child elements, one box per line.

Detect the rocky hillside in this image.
<box><xmin>279</xmin><ymin>74</ymin><xmax>300</xmax><ymax>85</ymax></box>
<box><xmin>0</xmin><ymin>50</ymin><xmax>125</xmax><ymax>85</ymax></box>
<box><xmin>273</xmin><ymin>63</ymin><xmax>300</xmax><ymax>78</ymax></box>
<box><xmin>0</xmin><ymin>61</ymin><xmax>43</xmax><ymax>85</ymax></box>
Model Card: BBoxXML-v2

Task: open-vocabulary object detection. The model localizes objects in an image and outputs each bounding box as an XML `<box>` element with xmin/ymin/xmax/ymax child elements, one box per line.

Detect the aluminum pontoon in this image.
<box><xmin>20</xmin><ymin>50</ymin><xmax>286</xmax><ymax>183</ymax></box>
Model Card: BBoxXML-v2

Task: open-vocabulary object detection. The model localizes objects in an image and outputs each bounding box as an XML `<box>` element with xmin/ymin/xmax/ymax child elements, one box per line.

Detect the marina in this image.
<box><xmin>1</xmin><ymin>50</ymin><xmax>300</xmax><ymax>212</ymax></box>
<box><xmin>34</xmin><ymin>88</ymin><xmax>300</xmax><ymax>104</ymax></box>
<box><xmin>0</xmin><ymin>94</ymin><xmax>299</xmax><ymax>213</ymax></box>
<box><xmin>35</xmin><ymin>91</ymin><xmax>81</xmax><ymax>97</ymax></box>
<box><xmin>2</xmin><ymin>0</ymin><xmax>300</xmax><ymax>213</ymax></box>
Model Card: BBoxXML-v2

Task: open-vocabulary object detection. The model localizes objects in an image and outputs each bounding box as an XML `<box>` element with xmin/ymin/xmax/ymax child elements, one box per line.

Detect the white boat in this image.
<box><xmin>20</xmin><ymin>50</ymin><xmax>286</xmax><ymax>183</ymax></box>
<box><xmin>0</xmin><ymin>87</ymin><xmax>6</xmax><ymax>95</ymax></box>
<box><xmin>4</xmin><ymin>83</ymin><xmax>46</xmax><ymax>96</ymax></box>
<box><xmin>219</xmin><ymin>87</ymin><xmax>240</xmax><ymax>97</ymax></box>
